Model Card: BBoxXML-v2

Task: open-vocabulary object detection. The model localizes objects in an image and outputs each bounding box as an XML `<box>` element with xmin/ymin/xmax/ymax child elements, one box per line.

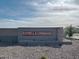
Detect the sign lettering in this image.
<box><xmin>22</xmin><ymin>32</ymin><xmax>52</xmax><ymax>36</ymax></box>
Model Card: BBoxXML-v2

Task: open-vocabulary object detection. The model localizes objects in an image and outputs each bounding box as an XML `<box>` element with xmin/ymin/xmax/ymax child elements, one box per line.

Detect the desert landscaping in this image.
<box><xmin>0</xmin><ymin>40</ymin><xmax>79</xmax><ymax>59</ymax></box>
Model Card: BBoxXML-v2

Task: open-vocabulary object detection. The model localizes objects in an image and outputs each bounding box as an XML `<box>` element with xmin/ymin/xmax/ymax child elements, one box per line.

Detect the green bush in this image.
<box><xmin>40</xmin><ymin>56</ymin><xmax>47</xmax><ymax>59</ymax></box>
<box><xmin>64</xmin><ymin>25</ymin><xmax>75</xmax><ymax>38</ymax></box>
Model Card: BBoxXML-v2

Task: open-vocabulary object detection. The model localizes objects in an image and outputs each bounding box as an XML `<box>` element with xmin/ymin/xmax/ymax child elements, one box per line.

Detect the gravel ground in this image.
<box><xmin>0</xmin><ymin>40</ymin><xmax>79</xmax><ymax>59</ymax></box>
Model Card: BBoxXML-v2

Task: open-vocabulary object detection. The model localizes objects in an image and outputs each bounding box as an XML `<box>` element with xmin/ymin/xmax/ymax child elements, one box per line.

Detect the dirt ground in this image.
<box><xmin>0</xmin><ymin>40</ymin><xmax>79</xmax><ymax>59</ymax></box>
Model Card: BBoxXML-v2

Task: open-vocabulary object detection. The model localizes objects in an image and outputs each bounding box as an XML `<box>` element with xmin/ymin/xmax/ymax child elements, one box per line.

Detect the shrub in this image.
<box><xmin>64</xmin><ymin>25</ymin><xmax>75</xmax><ymax>38</ymax></box>
<box><xmin>40</xmin><ymin>56</ymin><xmax>47</xmax><ymax>59</ymax></box>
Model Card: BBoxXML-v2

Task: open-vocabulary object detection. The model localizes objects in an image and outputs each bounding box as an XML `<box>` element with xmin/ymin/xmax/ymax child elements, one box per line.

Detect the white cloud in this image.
<box><xmin>0</xmin><ymin>15</ymin><xmax>79</xmax><ymax>28</ymax></box>
<box><xmin>29</xmin><ymin>0</ymin><xmax>79</xmax><ymax>12</ymax></box>
<box><xmin>0</xmin><ymin>0</ymin><xmax>79</xmax><ymax>28</ymax></box>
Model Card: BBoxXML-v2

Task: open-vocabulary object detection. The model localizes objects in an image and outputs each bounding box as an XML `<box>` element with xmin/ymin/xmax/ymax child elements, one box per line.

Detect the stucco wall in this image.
<box><xmin>0</xmin><ymin>27</ymin><xmax>64</xmax><ymax>46</ymax></box>
<box><xmin>18</xmin><ymin>27</ymin><xmax>64</xmax><ymax>46</ymax></box>
<box><xmin>0</xmin><ymin>28</ymin><xmax>18</xmax><ymax>44</ymax></box>
<box><xmin>0</xmin><ymin>28</ymin><xmax>17</xmax><ymax>36</ymax></box>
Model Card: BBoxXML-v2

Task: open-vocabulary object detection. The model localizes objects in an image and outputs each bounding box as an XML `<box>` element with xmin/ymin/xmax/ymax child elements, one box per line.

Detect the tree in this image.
<box><xmin>64</xmin><ymin>25</ymin><xmax>75</xmax><ymax>38</ymax></box>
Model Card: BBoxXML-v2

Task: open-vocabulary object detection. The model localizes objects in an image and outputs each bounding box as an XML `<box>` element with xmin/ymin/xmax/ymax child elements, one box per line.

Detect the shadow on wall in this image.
<box><xmin>0</xmin><ymin>41</ymin><xmax>73</xmax><ymax>48</ymax></box>
<box><xmin>0</xmin><ymin>41</ymin><xmax>63</xmax><ymax>48</ymax></box>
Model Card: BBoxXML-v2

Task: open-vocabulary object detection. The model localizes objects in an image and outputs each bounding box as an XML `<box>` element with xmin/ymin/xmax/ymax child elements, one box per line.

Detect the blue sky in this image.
<box><xmin>0</xmin><ymin>0</ymin><xmax>79</xmax><ymax>28</ymax></box>
<box><xmin>0</xmin><ymin>0</ymin><xmax>37</xmax><ymax>19</ymax></box>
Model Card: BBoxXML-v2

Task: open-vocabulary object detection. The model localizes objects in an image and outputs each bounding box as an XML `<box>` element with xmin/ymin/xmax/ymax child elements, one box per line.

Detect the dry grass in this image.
<box><xmin>0</xmin><ymin>40</ymin><xmax>79</xmax><ymax>59</ymax></box>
